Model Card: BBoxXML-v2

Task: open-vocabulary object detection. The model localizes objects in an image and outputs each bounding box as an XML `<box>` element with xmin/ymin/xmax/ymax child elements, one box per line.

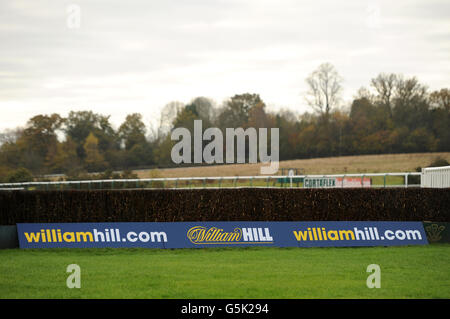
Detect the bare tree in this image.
<box><xmin>158</xmin><ymin>101</ymin><xmax>184</xmax><ymax>137</ymax></box>
<box><xmin>354</xmin><ymin>86</ymin><xmax>375</xmax><ymax>104</ymax></box>
<box><xmin>370</xmin><ymin>73</ymin><xmax>397</xmax><ymax>117</ymax></box>
<box><xmin>430</xmin><ymin>88</ymin><xmax>450</xmax><ymax>111</ymax></box>
<box><xmin>0</xmin><ymin>128</ymin><xmax>23</xmax><ymax>145</ymax></box>
<box><xmin>395</xmin><ymin>75</ymin><xmax>427</xmax><ymax>105</ymax></box>
<box><xmin>190</xmin><ymin>96</ymin><xmax>215</xmax><ymax>122</ymax></box>
<box><xmin>305</xmin><ymin>63</ymin><xmax>343</xmax><ymax>117</ymax></box>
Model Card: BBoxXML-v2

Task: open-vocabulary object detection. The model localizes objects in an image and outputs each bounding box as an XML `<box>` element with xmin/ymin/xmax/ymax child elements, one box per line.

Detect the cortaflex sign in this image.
<box><xmin>17</xmin><ymin>221</ymin><xmax>428</xmax><ymax>248</ymax></box>
<box><xmin>304</xmin><ymin>177</ymin><xmax>337</xmax><ymax>188</ymax></box>
<box><xmin>303</xmin><ymin>177</ymin><xmax>372</xmax><ymax>188</ymax></box>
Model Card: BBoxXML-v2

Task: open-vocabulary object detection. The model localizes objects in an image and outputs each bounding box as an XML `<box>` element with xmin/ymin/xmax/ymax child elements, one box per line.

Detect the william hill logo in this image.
<box><xmin>187</xmin><ymin>226</ymin><xmax>274</xmax><ymax>245</ymax></box>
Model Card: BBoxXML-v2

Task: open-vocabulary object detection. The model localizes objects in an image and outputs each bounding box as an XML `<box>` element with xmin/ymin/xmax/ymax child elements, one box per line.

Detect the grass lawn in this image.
<box><xmin>0</xmin><ymin>245</ymin><xmax>449</xmax><ymax>299</ymax></box>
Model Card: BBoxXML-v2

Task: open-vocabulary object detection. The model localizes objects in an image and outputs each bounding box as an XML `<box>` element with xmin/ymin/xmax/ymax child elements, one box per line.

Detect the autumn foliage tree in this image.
<box><xmin>0</xmin><ymin>68</ymin><xmax>449</xmax><ymax>181</ymax></box>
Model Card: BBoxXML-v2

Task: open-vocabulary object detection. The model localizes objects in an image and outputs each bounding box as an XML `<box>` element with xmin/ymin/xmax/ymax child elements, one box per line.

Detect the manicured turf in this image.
<box><xmin>0</xmin><ymin>245</ymin><xmax>449</xmax><ymax>299</ymax></box>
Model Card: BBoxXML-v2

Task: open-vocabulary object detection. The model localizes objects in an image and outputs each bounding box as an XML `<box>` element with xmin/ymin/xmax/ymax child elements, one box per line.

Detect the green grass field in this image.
<box><xmin>0</xmin><ymin>245</ymin><xmax>449</xmax><ymax>299</ymax></box>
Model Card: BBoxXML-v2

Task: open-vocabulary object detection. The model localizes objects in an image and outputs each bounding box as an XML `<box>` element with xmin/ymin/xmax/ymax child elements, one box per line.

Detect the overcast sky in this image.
<box><xmin>0</xmin><ymin>0</ymin><xmax>449</xmax><ymax>131</ymax></box>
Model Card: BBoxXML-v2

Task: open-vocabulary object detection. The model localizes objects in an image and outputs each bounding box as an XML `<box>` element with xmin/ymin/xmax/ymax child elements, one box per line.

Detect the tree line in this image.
<box><xmin>0</xmin><ymin>63</ymin><xmax>449</xmax><ymax>182</ymax></box>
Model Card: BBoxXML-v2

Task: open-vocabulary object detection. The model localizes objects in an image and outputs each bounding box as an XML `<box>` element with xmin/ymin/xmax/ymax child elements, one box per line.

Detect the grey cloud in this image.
<box><xmin>0</xmin><ymin>0</ymin><xmax>449</xmax><ymax>130</ymax></box>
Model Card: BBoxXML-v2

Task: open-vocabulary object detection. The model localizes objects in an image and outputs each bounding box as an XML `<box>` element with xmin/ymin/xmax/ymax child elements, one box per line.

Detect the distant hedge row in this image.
<box><xmin>0</xmin><ymin>188</ymin><xmax>449</xmax><ymax>225</ymax></box>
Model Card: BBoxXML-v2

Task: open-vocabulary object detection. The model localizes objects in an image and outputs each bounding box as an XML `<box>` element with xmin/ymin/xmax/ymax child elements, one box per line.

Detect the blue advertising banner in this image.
<box><xmin>17</xmin><ymin>221</ymin><xmax>428</xmax><ymax>249</ymax></box>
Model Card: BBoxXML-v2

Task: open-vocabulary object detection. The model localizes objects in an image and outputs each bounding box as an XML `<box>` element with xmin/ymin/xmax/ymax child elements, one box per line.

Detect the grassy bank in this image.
<box><xmin>0</xmin><ymin>245</ymin><xmax>448</xmax><ymax>299</ymax></box>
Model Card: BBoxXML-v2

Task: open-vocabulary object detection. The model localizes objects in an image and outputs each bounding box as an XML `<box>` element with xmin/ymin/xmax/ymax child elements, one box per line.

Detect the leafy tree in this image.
<box><xmin>0</xmin><ymin>72</ymin><xmax>449</xmax><ymax>177</ymax></box>
<box><xmin>118</xmin><ymin>113</ymin><xmax>147</xmax><ymax>151</ymax></box>
<box><xmin>47</xmin><ymin>137</ymin><xmax>80</xmax><ymax>173</ymax></box>
<box><xmin>274</xmin><ymin>110</ymin><xmax>298</xmax><ymax>160</ymax></box>
<box><xmin>153</xmin><ymin>134</ymin><xmax>176</xmax><ymax>166</ymax></box>
<box><xmin>392</xmin><ymin>76</ymin><xmax>430</xmax><ymax>132</ymax></box>
<box><xmin>247</xmin><ymin>101</ymin><xmax>270</xmax><ymax>129</ymax></box>
<box><xmin>6</xmin><ymin>167</ymin><xmax>33</xmax><ymax>183</ymax></box>
<box><xmin>0</xmin><ymin>136</ymin><xmax>23</xmax><ymax>169</ymax></box>
<box><xmin>64</xmin><ymin>111</ymin><xmax>99</xmax><ymax>146</ymax></box>
<box><xmin>83</xmin><ymin>133</ymin><xmax>107</xmax><ymax>172</ymax></box>
<box><xmin>218</xmin><ymin>93</ymin><xmax>265</xmax><ymax>129</ymax></box>
<box><xmin>124</xmin><ymin>143</ymin><xmax>153</xmax><ymax>168</ymax></box>
<box><xmin>401</xmin><ymin>127</ymin><xmax>437</xmax><ymax>152</ymax></box>
<box><xmin>11</xmin><ymin>114</ymin><xmax>63</xmax><ymax>173</ymax></box>
<box><xmin>429</xmin><ymin>89</ymin><xmax>450</xmax><ymax>151</ymax></box>
<box><xmin>64</xmin><ymin>111</ymin><xmax>118</xmax><ymax>159</ymax></box>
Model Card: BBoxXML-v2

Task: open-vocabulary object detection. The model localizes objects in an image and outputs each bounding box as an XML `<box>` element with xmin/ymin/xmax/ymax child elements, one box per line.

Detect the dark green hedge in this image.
<box><xmin>0</xmin><ymin>188</ymin><xmax>449</xmax><ymax>225</ymax></box>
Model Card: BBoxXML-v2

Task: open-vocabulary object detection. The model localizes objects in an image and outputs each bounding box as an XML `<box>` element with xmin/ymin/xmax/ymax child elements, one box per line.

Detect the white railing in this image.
<box><xmin>0</xmin><ymin>172</ymin><xmax>422</xmax><ymax>190</ymax></box>
<box><xmin>421</xmin><ymin>166</ymin><xmax>450</xmax><ymax>188</ymax></box>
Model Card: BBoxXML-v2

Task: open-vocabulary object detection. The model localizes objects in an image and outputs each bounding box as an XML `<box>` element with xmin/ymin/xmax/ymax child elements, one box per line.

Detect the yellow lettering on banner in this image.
<box><xmin>63</xmin><ymin>232</ymin><xmax>76</xmax><ymax>242</ymax></box>
<box><xmin>187</xmin><ymin>226</ymin><xmax>242</xmax><ymax>244</ymax></box>
<box><xmin>219</xmin><ymin>232</ymin><xmax>228</xmax><ymax>241</ymax></box>
<box><xmin>24</xmin><ymin>232</ymin><xmax>40</xmax><ymax>243</ymax></box>
<box><xmin>322</xmin><ymin>228</ymin><xmax>327</xmax><ymax>240</ymax></box>
<box><xmin>339</xmin><ymin>230</ymin><xmax>355</xmax><ymax>240</ymax></box>
<box><xmin>229</xmin><ymin>230</ymin><xmax>240</xmax><ymax>242</ymax></box>
<box><xmin>293</xmin><ymin>231</ymin><xmax>308</xmax><ymax>241</ymax></box>
<box><xmin>328</xmin><ymin>230</ymin><xmax>339</xmax><ymax>240</ymax></box>
<box><xmin>294</xmin><ymin>229</ymin><xmax>356</xmax><ymax>241</ymax></box>
<box><xmin>76</xmin><ymin>232</ymin><xmax>94</xmax><ymax>242</ymax></box>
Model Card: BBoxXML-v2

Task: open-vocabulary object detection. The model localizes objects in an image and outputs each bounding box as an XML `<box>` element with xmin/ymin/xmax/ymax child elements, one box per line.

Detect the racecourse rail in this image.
<box><xmin>0</xmin><ymin>172</ymin><xmax>425</xmax><ymax>190</ymax></box>
<box><xmin>421</xmin><ymin>166</ymin><xmax>450</xmax><ymax>188</ymax></box>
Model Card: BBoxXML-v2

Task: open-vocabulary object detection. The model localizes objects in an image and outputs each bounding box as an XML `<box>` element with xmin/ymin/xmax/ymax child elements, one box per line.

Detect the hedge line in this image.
<box><xmin>0</xmin><ymin>188</ymin><xmax>449</xmax><ymax>225</ymax></box>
